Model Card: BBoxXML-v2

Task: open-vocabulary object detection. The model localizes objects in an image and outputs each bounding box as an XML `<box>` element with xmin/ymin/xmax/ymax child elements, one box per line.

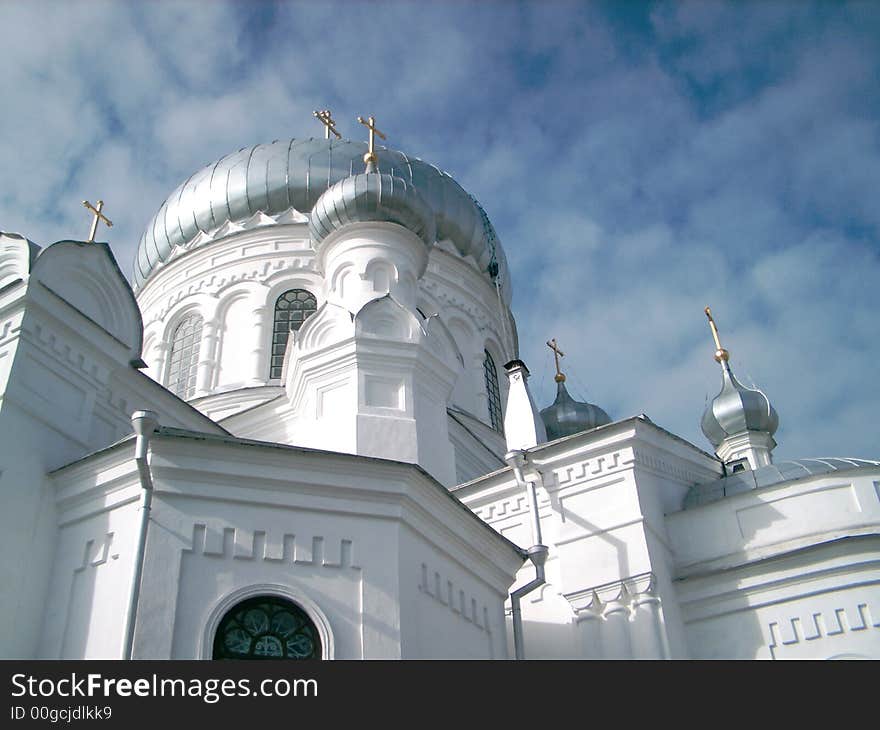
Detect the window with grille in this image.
<box><xmin>212</xmin><ymin>595</ymin><xmax>321</xmax><ymax>660</ymax></box>
<box><xmin>483</xmin><ymin>349</ymin><xmax>503</xmax><ymax>432</ymax></box>
<box><xmin>167</xmin><ymin>314</ymin><xmax>203</xmax><ymax>399</ymax></box>
<box><xmin>271</xmin><ymin>289</ymin><xmax>317</xmax><ymax>380</ymax></box>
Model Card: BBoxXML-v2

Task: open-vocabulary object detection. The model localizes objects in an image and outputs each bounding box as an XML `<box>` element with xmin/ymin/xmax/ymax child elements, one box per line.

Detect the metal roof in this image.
<box><xmin>683</xmin><ymin>457</ymin><xmax>880</xmax><ymax>509</ymax></box>
<box><xmin>309</xmin><ymin>171</ymin><xmax>435</xmax><ymax>249</ymax></box>
<box><xmin>133</xmin><ymin>138</ymin><xmax>510</xmax><ymax>300</ymax></box>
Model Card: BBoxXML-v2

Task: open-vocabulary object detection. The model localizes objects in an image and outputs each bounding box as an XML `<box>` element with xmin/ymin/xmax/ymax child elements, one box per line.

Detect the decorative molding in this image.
<box><xmin>23</xmin><ymin>321</ymin><xmax>137</xmax><ymax>428</ymax></box>
<box><xmin>767</xmin><ymin>602</ymin><xmax>880</xmax><ymax>658</ymax></box>
<box><xmin>26</xmin><ymin>322</ymin><xmax>104</xmax><ymax>383</ymax></box>
<box><xmin>0</xmin><ymin>318</ymin><xmax>19</xmax><ymax>346</ymax></box>
<box><xmin>184</xmin><ymin>524</ymin><xmax>360</xmax><ymax>570</ymax></box>
<box><xmin>473</xmin><ymin>492</ymin><xmax>550</xmax><ymax>522</ymax></box>
<box><xmin>554</xmin><ymin>450</ymin><xmax>632</xmax><ymax>488</ymax></box>
<box><xmin>421</xmin><ymin>278</ymin><xmax>494</xmax><ymax>333</ymax></box>
<box><xmin>75</xmin><ymin>532</ymin><xmax>118</xmax><ymax>572</ymax></box>
<box><xmin>418</xmin><ymin>562</ymin><xmax>492</xmax><ymax>635</ymax></box>
<box><xmin>140</xmin><ymin>239</ymin><xmax>317</xmax><ymax>324</ymax></box>
<box><xmin>564</xmin><ymin>572</ymin><xmax>657</xmax><ymax>620</ymax></box>
<box><xmin>633</xmin><ymin>448</ymin><xmax>713</xmax><ymax>485</ymax></box>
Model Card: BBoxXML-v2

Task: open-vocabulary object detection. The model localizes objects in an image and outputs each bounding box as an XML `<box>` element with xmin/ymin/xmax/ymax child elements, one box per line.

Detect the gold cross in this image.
<box><xmin>313</xmin><ymin>109</ymin><xmax>341</xmax><ymax>140</ymax></box>
<box><xmin>356</xmin><ymin>115</ymin><xmax>386</xmax><ymax>165</ymax></box>
<box><xmin>546</xmin><ymin>338</ymin><xmax>566</xmax><ymax>383</ymax></box>
<box><xmin>704</xmin><ymin>306</ymin><xmax>729</xmax><ymax>363</ymax></box>
<box><xmin>82</xmin><ymin>200</ymin><xmax>113</xmax><ymax>243</ymax></box>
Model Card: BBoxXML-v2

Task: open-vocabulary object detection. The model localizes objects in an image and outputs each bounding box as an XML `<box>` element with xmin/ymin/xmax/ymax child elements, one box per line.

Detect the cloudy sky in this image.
<box><xmin>2</xmin><ymin>0</ymin><xmax>878</xmax><ymax>461</ymax></box>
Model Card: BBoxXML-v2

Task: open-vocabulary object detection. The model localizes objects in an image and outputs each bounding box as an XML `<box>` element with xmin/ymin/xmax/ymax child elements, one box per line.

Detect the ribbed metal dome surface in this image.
<box><xmin>701</xmin><ymin>362</ymin><xmax>779</xmax><ymax>448</ymax></box>
<box><xmin>133</xmin><ymin>138</ymin><xmax>509</xmax><ymax>297</ymax></box>
<box><xmin>540</xmin><ymin>380</ymin><xmax>612</xmax><ymax>440</ymax></box>
<box><xmin>309</xmin><ymin>172</ymin><xmax>435</xmax><ymax>248</ymax></box>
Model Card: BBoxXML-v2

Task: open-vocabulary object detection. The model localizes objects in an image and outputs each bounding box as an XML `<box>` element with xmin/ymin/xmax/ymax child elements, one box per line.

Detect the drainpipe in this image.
<box><xmin>122</xmin><ymin>410</ymin><xmax>159</xmax><ymax>660</ymax></box>
<box><xmin>506</xmin><ymin>449</ymin><xmax>548</xmax><ymax>660</ymax></box>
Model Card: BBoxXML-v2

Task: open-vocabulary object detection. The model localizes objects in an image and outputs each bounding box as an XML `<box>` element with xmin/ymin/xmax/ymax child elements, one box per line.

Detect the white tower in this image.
<box><xmin>282</xmin><ymin>165</ymin><xmax>460</xmax><ymax>484</ymax></box>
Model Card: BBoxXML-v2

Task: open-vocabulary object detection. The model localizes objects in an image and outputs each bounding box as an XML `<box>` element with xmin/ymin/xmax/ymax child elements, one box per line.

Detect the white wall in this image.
<box><xmin>667</xmin><ymin>467</ymin><xmax>880</xmax><ymax>659</ymax></box>
<box><xmin>44</xmin><ymin>433</ymin><xmax>523</xmax><ymax>660</ymax></box>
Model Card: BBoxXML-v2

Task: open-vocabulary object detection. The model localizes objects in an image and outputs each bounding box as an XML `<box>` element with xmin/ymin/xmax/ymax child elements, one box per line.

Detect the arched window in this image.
<box><xmin>271</xmin><ymin>289</ymin><xmax>317</xmax><ymax>379</ymax></box>
<box><xmin>483</xmin><ymin>349</ymin><xmax>503</xmax><ymax>432</ymax></box>
<box><xmin>167</xmin><ymin>314</ymin><xmax>203</xmax><ymax>399</ymax></box>
<box><xmin>213</xmin><ymin>595</ymin><xmax>322</xmax><ymax>660</ymax></box>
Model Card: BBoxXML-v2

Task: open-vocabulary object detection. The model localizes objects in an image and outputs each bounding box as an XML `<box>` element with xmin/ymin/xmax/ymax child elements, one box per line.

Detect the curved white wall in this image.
<box><xmin>135</xmin><ymin>224</ymin><xmax>516</xmax><ymax>434</ymax></box>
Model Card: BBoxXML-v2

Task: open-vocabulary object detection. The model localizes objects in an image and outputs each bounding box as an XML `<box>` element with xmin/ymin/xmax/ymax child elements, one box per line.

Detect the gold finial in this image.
<box><xmin>313</xmin><ymin>109</ymin><xmax>341</xmax><ymax>140</ymax></box>
<box><xmin>547</xmin><ymin>338</ymin><xmax>566</xmax><ymax>383</ymax></box>
<box><xmin>82</xmin><ymin>200</ymin><xmax>113</xmax><ymax>243</ymax></box>
<box><xmin>704</xmin><ymin>306</ymin><xmax>729</xmax><ymax>363</ymax></box>
<box><xmin>357</xmin><ymin>115</ymin><xmax>386</xmax><ymax>166</ymax></box>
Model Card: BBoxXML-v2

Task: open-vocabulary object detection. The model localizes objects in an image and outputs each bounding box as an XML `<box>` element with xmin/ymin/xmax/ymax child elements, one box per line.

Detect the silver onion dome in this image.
<box><xmin>309</xmin><ymin>171</ymin><xmax>435</xmax><ymax>248</ymax></box>
<box><xmin>133</xmin><ymin>138</ymin><xmax>510</xmax><ymax>299</ymax></box>
<box><xmin>701</xmin><ymin>360</ymin><xmax>779</xmax><ymax>448</ymax></box>
<box><xmin>540</xmin><ymin>380</ymin><xmax>612</xmax><ymax>440</ymax></box>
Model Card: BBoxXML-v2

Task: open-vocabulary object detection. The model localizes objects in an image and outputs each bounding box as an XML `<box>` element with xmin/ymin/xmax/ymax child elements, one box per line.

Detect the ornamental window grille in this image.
<box><xmin>271</xmin><ymin>289</ymin><xmax>317</xmax><ymax>380</ymax></box>
<box><xmin>166</xmin><ymin>314</ymin><xmax>203</xmax><ymax>399</ymax></box>
<box><xmin>484</xmin><ymin>349</ymin><xmax>503</xmax><ymax>432</ymax></box>
<box><xmin>212</xmin><ymin>595</ymin><xmax>322</xmax><ymax>660</ymax></box>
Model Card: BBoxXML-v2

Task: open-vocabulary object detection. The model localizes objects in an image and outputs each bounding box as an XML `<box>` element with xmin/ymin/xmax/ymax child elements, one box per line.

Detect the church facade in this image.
<box><xmin>1</xmin><ymin>132</ymin><xmax>877</xmax><ymax>659</ymax></box>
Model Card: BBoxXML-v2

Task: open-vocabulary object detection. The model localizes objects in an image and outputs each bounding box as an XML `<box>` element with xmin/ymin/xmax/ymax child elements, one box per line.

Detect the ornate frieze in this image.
<box><xmin>767</xmin><ymin>602</ymin><xmax>880</xmax><ymax>658</ymax></box>
<box><xmin>75</xmin><ymin>532</ymin><xmax>118</xmax><ymax>572</ymax></box>
<box><xmin>184</xmin><ymin>523</ymin><xmax>360</xmax><ymax>570</ymax></box>
<box><xmin>553</xmin><ymin>449</ymin><xmax>633</xmax><ymax>488</ymax></box>
<box><xmin>563</xmin><ymin>572</ymin><xmax>657</xmax><ymax>620</ymax></box>
<box><xmin>418</xmin><ymin>562</ymin><xmax>492</xmax><ymax>636</ymax></box>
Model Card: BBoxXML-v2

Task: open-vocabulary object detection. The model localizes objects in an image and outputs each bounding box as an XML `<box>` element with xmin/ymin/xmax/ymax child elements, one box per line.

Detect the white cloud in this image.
<box><xmin>0</xmin><ymin>0</ymin><xmax>877</xmax><ymax>460</ymax></box>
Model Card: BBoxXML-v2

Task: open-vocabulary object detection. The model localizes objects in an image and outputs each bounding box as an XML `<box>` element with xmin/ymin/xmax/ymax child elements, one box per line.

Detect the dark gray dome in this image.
<box><xmin>701</xmin><ymin>361</ymin><xmax>779</xmax><ymax>448</ymax></box>
<box><xmin>310</xmin><ymin>172</ymin><xmax>435</xmax><ymax>248</ymax></box>
<box><xmin>133</xmin><ymin>137</ymin><xmax>509</xmax><ymax>299</ymax></box>
<box><xmin>540</xmin><ymin>381</ymin><xmax>611</xmax><ymax>440</ymax></box>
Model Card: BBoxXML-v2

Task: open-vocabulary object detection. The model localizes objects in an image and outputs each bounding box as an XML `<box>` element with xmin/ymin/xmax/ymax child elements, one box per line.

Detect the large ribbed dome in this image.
<box><xmin>133</xmin><ymin>138</ymin><xmax>509</xmax><ymax>298</ymax></box>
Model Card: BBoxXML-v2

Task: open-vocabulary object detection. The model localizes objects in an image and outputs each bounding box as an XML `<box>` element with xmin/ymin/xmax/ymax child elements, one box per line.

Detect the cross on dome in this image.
<box><xmin>546</xmin><ymin>338</ymin><xmax>566</xmax><ymax>383</ymax></box>
<box><xmin>357</xmin><ymin>115</ymin><xmax>386</xmax><ymax>170</ymax></box>
<box><xmin>704</xmin><ymin>306</ymin><xmax>730</xmax><ymax>363</ymax></box>
<box><xmin>313</xmin><ymin>109</ymin><xmax>341</xmax><ymax>140</ymax></box>
<box><xmin>82</xmin><ymin>199</ymin><xmax>112</xmax><ymax>243</ymax></box>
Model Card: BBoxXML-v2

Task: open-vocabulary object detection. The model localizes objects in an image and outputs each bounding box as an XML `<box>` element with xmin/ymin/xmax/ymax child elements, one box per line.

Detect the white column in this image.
<box><xmin>195</xmin><ymin>319</ymin><xmax>220</xmax><ymax>396</ymax></box>
<box><xmin>631</xmin><ymin>597</ymin><xmax>667</xmax><ymax>659</ymax></box>
<box><xmin>248</xmin><ymin>304</ymin><xmax>270</xmax><ymax>385</ymax></box>
<box><xmin>602</xmin><ymin>602</ymin><xmax>633</xmax><ymax>659</ymax></box>
<box><xmin>150</xmin><ymin>341</ymin><xmax>169</xmax><ymax>385</ymax></box>
<box><xmin>576</xmin><ymin>611</ymin><xmax>604</xmax><ymax>659</ymax></box>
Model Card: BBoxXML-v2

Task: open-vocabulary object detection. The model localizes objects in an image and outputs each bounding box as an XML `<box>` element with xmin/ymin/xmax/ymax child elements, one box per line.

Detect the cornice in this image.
<box><xmin>564</xmin><ymin>572</ymin><xmax>658</xmax><ymax>619</ymax></box>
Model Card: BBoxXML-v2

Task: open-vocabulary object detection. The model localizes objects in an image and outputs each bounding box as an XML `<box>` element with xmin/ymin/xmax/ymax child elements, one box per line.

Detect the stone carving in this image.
<box><xmin>184</xmin><ymin>524</ymin><xmax>360</xmax><ymax>570</ymax></box>
<box><xmin>563</xmin><ymin>572</ymin><xmax>657</xmax><ymax>619</ymax></box>
<box><xmin>554</xmin><ymin>450</ymin><xmax>632</xmax><ymax>487</ymax></box>
<box><xmin>418</xmin><ymin>562</ymin><xmax>491</xmax><ymax>635</ymax></box>
<box><xmin>75</xmin><ymin>532</ymin><xmax>118</xmax><ymax>572</ymax></box>
<box><xmin>768</xmin><ymin>602</ymin><xmax>880</xmax><ymax>658</ymax></box>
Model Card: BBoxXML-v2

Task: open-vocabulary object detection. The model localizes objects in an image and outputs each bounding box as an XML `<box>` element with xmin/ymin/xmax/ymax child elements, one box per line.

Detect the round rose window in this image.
<box><xmin>213</xmin><ymin>596</ymin><xmax>321</xmax><ymax>660</ymax></box>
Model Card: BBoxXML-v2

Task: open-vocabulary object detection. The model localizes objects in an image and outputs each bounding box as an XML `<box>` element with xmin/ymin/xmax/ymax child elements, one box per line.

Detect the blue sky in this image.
<box><xmin>1</xmin><ymin>0</ymin><xmax>878</xmax><ymax>460</ymax></box>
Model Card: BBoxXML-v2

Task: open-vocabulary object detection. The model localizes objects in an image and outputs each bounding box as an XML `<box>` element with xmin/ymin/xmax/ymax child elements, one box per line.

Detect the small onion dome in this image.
<box><xmin>701</xmin><ymin>360</ymin><xmax>779</xmax><ymax>448</ymax></box>
<box><xmin>309</xmin><ymin>172</ymin><xmax>435</xmax><ymax>249</ymax></box>
<box><xmin>540</xmin><ymin>380</ymin><xmax>612</xmax><ymax>440</ymax></box>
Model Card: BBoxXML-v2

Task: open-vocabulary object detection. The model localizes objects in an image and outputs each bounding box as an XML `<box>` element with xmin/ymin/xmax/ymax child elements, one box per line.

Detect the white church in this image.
<box><xmin>1</xmin><ymin>120</ymin><xmax>878</xmax><ymax>660</ymax></box>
